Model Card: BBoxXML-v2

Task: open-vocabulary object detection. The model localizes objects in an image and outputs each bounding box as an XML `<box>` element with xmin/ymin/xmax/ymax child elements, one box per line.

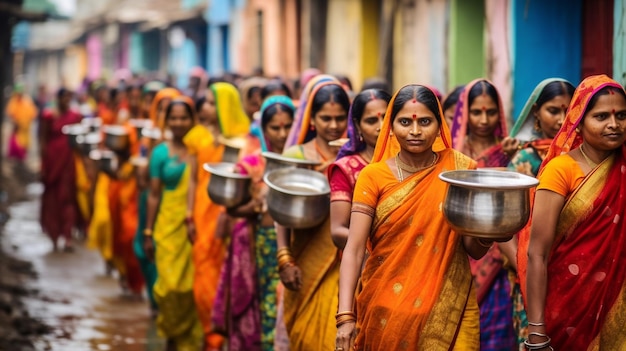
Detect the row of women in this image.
<box><xmin>39</xmin><ymin>71</ymin><xmax>625</xmax><ymax>351</ymax></box>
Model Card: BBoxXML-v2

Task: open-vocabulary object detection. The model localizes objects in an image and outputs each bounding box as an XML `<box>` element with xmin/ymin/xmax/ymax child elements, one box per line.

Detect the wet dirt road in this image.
<box><xmin>2</xmin><ymin>183</ymin><xmax>165</xmax><ymax>351</ymax></box>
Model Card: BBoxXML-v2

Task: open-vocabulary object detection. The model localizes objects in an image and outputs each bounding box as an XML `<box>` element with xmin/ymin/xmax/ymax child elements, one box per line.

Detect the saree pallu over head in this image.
<box><xmin>211</xmin><ymin>82</ymin><xmax>251</xmax><ymax>138</ymax></box>
<box><xmin>518</xmin><ymin>74</ymin><xmax>626</xmax><ymax>349</ymax></box>
<box><xmin>149</xmin><ymin>88</ymin><xmax>181</xmax><ymax>131</ymax></box>
<box><xmin>355</xmin><ymin>85</ymin><xmax>477</xmax><ymax>350</ymax></box>
<box><xmin>285</xmin><ymin>74</ymin><xmax>339</xmax><ymax>149</ymax></box>
<box><xmin>450</xmin><ymin>79</ymin><xmax>509</xmax><ymax>167</ymax></box>
<box><xmin>257</xmin><ymin>95</ymin><xmax>296</xmax><ymax>152</ymax></box>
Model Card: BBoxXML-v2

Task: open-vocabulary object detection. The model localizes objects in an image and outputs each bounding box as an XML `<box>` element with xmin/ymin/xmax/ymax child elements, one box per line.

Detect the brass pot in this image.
<box><xmin>204</xmin><ymin>162</ymin><xmax>252</xmax><ymax>208</ymax></box>
<box><xmin>439</xmin><ymin>170</ymin><xmax>539</xmax><ymax>239</ymax></box>
<box><xmin>261</xmin><ymin>151</ymin><xmax>321</xmax><ymax>176</ymax></box>
<box><xmin>264</xmin><ymin>168</ymin><xmax>330</xmax><ymax>229</ymax></box>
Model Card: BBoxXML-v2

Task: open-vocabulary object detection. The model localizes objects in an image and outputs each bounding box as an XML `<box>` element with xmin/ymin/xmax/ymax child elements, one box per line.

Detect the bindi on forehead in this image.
<box><xmin>612</xmin><ymin>109</ymin><xmax>616</xmax><ymax>114</ymax></box>
<box><xmin>412</xmin><ymin>114</ymin><xmax>417</xmax><ymax>120</ymax></box>
<box><xmin>279</xmin><ymin>121</ymin><xmax>286</xmax><ymax>127</ymax></box>
<box><xmin>377</xmin><ymin>112</ymin><xmax>382</xmax><ymax>117</ymax></box>
<box><xmin>481</xmin><ymin>106</ymin><xmax>487</xmax><ymax>112</ymax></box>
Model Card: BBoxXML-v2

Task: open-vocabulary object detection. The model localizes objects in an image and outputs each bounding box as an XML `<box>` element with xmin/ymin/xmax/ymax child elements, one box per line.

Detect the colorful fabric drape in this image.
<box><xmin>108</xmin><ymin>162</ymin><xmax>144</xmax><ymax>294</ymax></box>
<box><xmin>450</xmin><ymin>78</ymin><xmax>509</xmax><ymax>168</ymax></box>
<box><xmin>518</xmin><ymin>75</ymin><xmax>626</xmax><ymax>349</ymax></box>
<box><xmin>336</xmin><ymin>92</ymin><xmax>367</xmax><ymax>160</ymax></box>
<box><xmin>184</xmin><ymin>124</ymin><xmax>227</xmax><ymax>345</ymax></box>
<box><xmin>88</xmin><ymin>173</ymin><xmax>113</xmax><ymax>261</ymax></box>
<box><xmin>149</xmin><ymin>88</ymin><xmax>181</xmax><ymax>131</ymax></box>
<box><xmin>211</xmin><ymin>82</ymin><xmax>252</xmax><ymax>138</ymax></box>
<box><xmin>506</xmin><ymin>78</ymin><xmax>572</xmax><ymax>347</ymax></box>
<box><xmin>328</xmin><ymin>154</ymin><xmax>368</xmax><ymax>203</ymax></box>
<box><xmin>6</xmin><ymin>94</ymin><xmax>38</xmax><ymax>161</ymax></box>
<box><xmin>278</xmin><ymin>78</ymin><xmax>343</xmax><ymax>350</ymax></box>
<box><xmin>150</xmin><ymin>143</ymin><xmax>203</xmax><ymax>350</ymax></box>
<box><xmin>133</xmin><ymin>189</ymin><xmax>158</xmax><ymax>308</ymax></box>
<box><xmin>285</xmin><ymin>75</ymin><xmax>339</xmax><ymax>149</ymax></box>
<box><xmin>256</xmin><ymin>96</ymin><xmax>295</xmax><ymax>152</ymax></box>
<box><xmin>40</xmin><ymin>109</ymin><xmax>82</xmax><ymax>243</ymax></box>
<box><xmin>351</xmin><ymin>85</ymin><xmax>478</xmax><ymax>350</ymax></box>
<box><xmin>449</xmin><ymin>79</ymin><xmax>514</xmax><ymax>349</ymax></box>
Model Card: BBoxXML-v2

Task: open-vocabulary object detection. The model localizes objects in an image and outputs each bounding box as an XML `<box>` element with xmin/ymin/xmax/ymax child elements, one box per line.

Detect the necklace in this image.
<box><xmin>579</xmin><ymin>144</ymin><xmax>598</xmax><ymax>168</ymax></box>
<box><xmin>395</xmin><ymin>152</ymin><xmax>438</xmax><ymax>181</ymax></box>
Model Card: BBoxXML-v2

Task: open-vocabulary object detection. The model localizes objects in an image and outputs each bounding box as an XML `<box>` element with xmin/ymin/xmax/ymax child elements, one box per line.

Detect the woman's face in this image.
<box><xmin>581</xmin><ymin>92</ymin><xmax>626</xmax><ymax>152</ymax></box>
<box><xmin>535</xmin><ymin>94</ymin><xmax>571</xmax><ymax>139</ymax></box>
<box><xmin>167</xmin><ymin>104</ymin><xmax>194</xmax><ymax>139</ymax></box>
<box><xmin>444</xmin><ymin>106</ymin><xmax>455</xmax><ymax>130</ymax></box>
<box><xmin>245</xmin><ymin>89</ymin><xmax>262</xmax><ymax>118</ymax></box>
<box><xmin>204</xmin><ymin>90</ymin><xmax>218</xmax><ymax>125</ymax></box>
<box><xmin>264</xmin><ymin>109</ymin><xmax>293</xmax><ymax>153</ymax></box>
<box><xmin>358</xmin><ymin>99</ymin><xmax>387</xmax><ymax>149</ymax></box>
<box><xmin>392</xmin><ymin>100</ymin><xmax>440</xmax><ymax>155</ymax></box>
<box><xmin>312</xmin><ymin>102</ymin><xmax>348</xmax><ymax>143</ymax></box>
<box><xmin>468</xmin><ymin>94</ymin><xmax>499</xmax><ymax>138</ymax></box>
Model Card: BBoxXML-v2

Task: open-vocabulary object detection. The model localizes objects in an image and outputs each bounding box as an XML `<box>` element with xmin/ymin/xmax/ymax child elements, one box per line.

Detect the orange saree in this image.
<box><xmin>350</xmin><ymin>85</ymin><xmax>478</xmax><ymax>350</ymax></box>
<box><xmin>184</xmin><ymin>124</ymin><xmax>227</xmax><ymax>342</ymax></box>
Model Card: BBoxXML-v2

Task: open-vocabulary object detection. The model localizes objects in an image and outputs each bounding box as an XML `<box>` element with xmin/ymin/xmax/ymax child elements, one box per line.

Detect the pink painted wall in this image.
<box><xmin>86</xmin><ymin>34</ymin><xmax>102</xmax><ymax>80</ymax></box>
<box><xmin>485</xmin><ymin>0</ymin><xmax>513</xmax><ymax>123</ymax></box>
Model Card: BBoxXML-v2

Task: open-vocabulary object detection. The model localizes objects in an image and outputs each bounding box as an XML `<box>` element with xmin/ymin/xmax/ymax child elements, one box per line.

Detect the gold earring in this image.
<box><xmin>534</xmin><ymin>119</ymin><xmax>541</xmax><ymax>132</ymax></box>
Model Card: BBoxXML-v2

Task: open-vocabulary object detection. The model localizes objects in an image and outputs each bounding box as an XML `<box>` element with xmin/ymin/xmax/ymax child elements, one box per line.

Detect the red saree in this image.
<box><xmin>40</xmin><ymin>109</ymin><xmax>82</xmax><ymax>243</ymax></box>
<box><xmin>518</xmin><ymin>75</ymin><xmax>626</xmax><ymax>349</ymax></box>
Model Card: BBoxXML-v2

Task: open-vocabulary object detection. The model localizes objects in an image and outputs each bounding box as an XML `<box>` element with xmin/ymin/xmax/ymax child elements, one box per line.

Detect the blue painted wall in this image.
<box><xmin>511</xmin><ymin>0</ymin><xmax>582</xmax><ymax>119</ymax></box>
<box><xmin>205</xmin><ymin>1</ymin><xmax>235</xmax><ymax>75</ymax></box>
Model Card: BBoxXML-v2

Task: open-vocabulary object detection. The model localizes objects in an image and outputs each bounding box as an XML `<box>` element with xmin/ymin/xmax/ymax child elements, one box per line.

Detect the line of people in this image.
<box><xmin>35</xmin><ymin>70</ymin><xmax>626</xmax><ymax>351</ymax></box>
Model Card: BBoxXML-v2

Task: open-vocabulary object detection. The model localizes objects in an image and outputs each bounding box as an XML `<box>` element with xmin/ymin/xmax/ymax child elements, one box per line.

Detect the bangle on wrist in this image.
<box><xmin>528</xmin><ymin>321</ymin><xmax>545</xmax><ymax>327</ymax></box>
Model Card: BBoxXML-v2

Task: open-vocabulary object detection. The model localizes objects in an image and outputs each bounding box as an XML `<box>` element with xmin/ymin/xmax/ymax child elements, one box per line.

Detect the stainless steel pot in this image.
<box><xmin>89</xmin><ymin>149</ymin><xmax>118</xmax><ymax>177</ymax></box>
<box><xmin>103</xmin><ymin>125</ymin><xmax>130</xmax><ymax>152</ymax></box>
<box><xmin>62</xmin><ymin>124</ymin><xmax>88</xmax><ymax>149</ymax></box>
<box><xmin>76</xmin><ymin>132</ymin><xmax>102</xmax><ymax>156</ymax></box>
<box><xmin>204</xmin><ymin>162</ymin><xmax>252</xmax><ymax>208</ymax></box>
<box><xmin>261</xmin><ymin>152</ymin><xmax>321</xmax><ymax>176</ymax></box>
<box><xmin>439</xmin><ymin>170</ymin><xmax>539</xmax><ymax>239</ymax></box>
<box><xmin>264</xmin><ymin>168</ymin><xmax>330</xmax><ymax>229</ymax></box>
<box><xmin>129</xmin><ymin>118</ymin><xmax>153</xmax><ymax>138</ymax></box>
<box><xmin>218</xmin><ymin>136</ymin><xmax>248</xmax><ymax>163</ymax></box>
<box><xmin>81</xmin><ymin>117</ymin><xmax>102</xmax><ymax>133</ymax></box>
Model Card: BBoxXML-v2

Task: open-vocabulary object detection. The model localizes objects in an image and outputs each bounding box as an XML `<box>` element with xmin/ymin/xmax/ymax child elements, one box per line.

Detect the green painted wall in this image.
<box><xmin>448</xmin><ymin>0</ymin><xmax>486</xmax><ymax>89</ymax></box>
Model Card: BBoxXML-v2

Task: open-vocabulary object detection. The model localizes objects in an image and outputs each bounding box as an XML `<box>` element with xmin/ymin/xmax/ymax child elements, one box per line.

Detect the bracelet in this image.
<box><xmin>335</xmin><ymin>311</ymin><xmax>356</xmax><ymax>319</ymax></box>
<box><xmin>524</xmin><ymin>335</ymin><xmax>551</xmax><ymax>350</ymax></box>
<box><xmin>143</xmin><ymin>228</ymin><xmax>153</xmax><ymax>237</ymax></box>
<box><xmin>335</xmin><ymin>315</ymin><xmax>356</xmax><ymax>328</ymax></box>
<box><xmin>528</xmin><ymin>321</ymin><xmax>545</xmax><ymax>327</ymax></box>
<box><xmin>476</xmin><ymin>238</ymin><xmax>493</xmax><ymax>248</ymax></box>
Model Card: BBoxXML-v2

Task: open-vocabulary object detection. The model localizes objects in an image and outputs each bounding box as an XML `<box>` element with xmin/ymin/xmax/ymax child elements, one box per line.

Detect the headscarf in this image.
<box><xmin>257</xmin><ymin>95</ymin><xmax>296</xmax><ymax>152</ymax></box>
<box><xmin>285</xmin><ymin>74</ymin><xmax>339</xmax><ymax>148</ymax></box>
<box><xmin>210</xmin><ymin>82</ymin><xmax>251</xmax><ymax>138</ymax></box>
<box><xmin>149</xmin><ymin>88</ymin><xmax>181</xmax><ymax>130</ymax></box>
<box><xmin>509</xmin><ymin>78</ymin><xmax>573</xmax><ymax>141</ymax></box>
<box><xmin>541</xmin><ymin>74</ymin><xmax>624</xmax><ymax>169</ymax></box>
<box><xmin>450</xmin><ymin>79</ymin><xmax>508</xmax><ymax>151</ymax></box>
<box><xmin>373</xmin><ymin>85</ymin><xmax>451</xmax><ymax>163</ymax></box>
<box><xmin>336</xmin><ymin>90</ymin><xmax>389</xmax><ymax>160</ymax></box>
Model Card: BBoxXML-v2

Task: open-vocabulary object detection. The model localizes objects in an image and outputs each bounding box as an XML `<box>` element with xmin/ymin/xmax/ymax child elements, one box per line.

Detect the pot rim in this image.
<box><xmin>203</xmin><ymin>162</ymin><xmax>251</xmax><ymax>180</ymax></box>
<box><xmin>439</xmin><ymin>170</ymin><xmax>539</xmax><ymax>189</ymax></box>
<box><xmin>217</xmin><ymin>135</ymin><xmax>248</xmax><ymax>149</ymax></box>
<box><xmin>62</xmin><ymin>124</ymin><xmax>88</xmax><ymax>135</ymax></box>
<box><xmin>142</xmin><ymin>127</ymin><xmax>162</xmax><ymax>140</ymax></box>
<box><xmin>103</xmin><ymin>125</ymin><xmax>130</xmax><ymax>136</ymax></box>
<box><xmin>264</xmin><ymin>168</ymin><xmax>330</xmax><ymax>196</ymax></box>
<box><xmin>261</xmin><ymin>151</ymin><xmax>322</xmax><ymax>167</ymax></box>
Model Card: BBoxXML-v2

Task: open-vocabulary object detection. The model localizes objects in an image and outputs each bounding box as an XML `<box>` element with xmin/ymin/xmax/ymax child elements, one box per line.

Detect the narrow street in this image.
<box><xmin>2</xmin><ymin>183</ymin><xmax>164</xmax><ymax>351</ymax></box>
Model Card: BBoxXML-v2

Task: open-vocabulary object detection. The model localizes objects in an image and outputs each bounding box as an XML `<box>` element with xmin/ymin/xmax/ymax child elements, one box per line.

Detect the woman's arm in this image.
<box><xmin>462</xmin><ymin>236</ymin><xmax>494</xmax><ymax>259</ymax></box>
<box><xmin>330</xmin><ymin>201</ymin><xmax>351</xmax><ymax>249</ymax></box>
<box><xmin>276</xmin><ymin>223</ymin><xmax>302</xmax><ymax>290</ymax></box>
<box><xmin>186</xmin><ymin>156</ymin><xmax>198</xmax><ymax>243</ymax></box>
<box><xmin>335</xmin><ymin>211</ymin><xmax>372</xmax><ymax>350</ymax></box>
<box><xmin>498</xmin><ymin>237</ymin><xmax>519</xmax><ymax>271</ymax></box>
<box><xmin>226</xmin><ymin>197</ymin><xmax>262</xmax><ymax>218</ymax></box>
<box><xmin>144</xmin><ymin>176</ymin><xmax>162</xmax><ymax>261</ymax></box>
<box><xmin>526</xmin><ymin>189</ymin><xmax>564</xmax><ymax>344</ymax></box>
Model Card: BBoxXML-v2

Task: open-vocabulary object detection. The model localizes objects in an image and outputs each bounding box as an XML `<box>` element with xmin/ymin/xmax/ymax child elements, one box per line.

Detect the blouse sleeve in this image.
<box><xmin>149</xmin><ymin>143</ymin><xmax>167</xmax><ymax>180</ymax></box>
<box><xmin>329</xmin><ymin>165</ymin><xmax>353</xmax><ymax>203</ymax></box>
<box><xmin>537</xmin><ymin>155</ymin><xmax>581</xmax><ymax>197</ymax></box>
<box><xmin>351</xmin><ymin>164</ymin><xmax>380</xmax><ymax>217</ymax></box>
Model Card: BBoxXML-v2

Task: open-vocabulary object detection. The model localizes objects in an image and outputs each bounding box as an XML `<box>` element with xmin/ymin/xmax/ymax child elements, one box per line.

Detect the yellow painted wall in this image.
<box><xmin>360</xmin><ymin>0</ymin><xmax>380</xmax><ymax>87</ymax></box>
<box><xmin>325</xmin><ymin>0</ymin><xmax>363</xmax><ymax>90</ymax></box>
